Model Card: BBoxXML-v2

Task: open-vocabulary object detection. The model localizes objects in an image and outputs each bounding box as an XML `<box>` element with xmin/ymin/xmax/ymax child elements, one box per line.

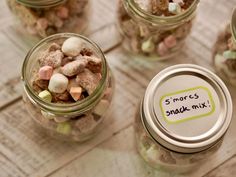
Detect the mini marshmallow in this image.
<box><xmin>39</xmin><ymin>50</ymin><xmax>63</xmax><ymax>68</ymax></box>
<box><xmin>38</xmin><ymin>90</ymin><xmax>52</xmax><ymax>102</ymax></box>
<box><xmin>157</xmin><ymin>42</ymin><xmax>168</xmax><ymax>56</ymax></box>
<box><xmin>70</xmin><ymin>87</ymin><xmax>82</xmax><ymax>101</ymax></box>
<box><xmin>141</xmin><ymin>38</ymin><xmax>155</xmax><ymax>53</ymax></box>
<box><xmin>164</xmin><ymin>35</ymin><xmax>177</xmax><ymax>48</ymax></box>
<box><xmin>61</xmin><ymin>59</ymin><xmax>87</xmax><ymax>77</ymax></box>
<box><xmin>93</xmin><ymin>99</ymin><xmax>110</xmax><ymax>116</ymax></box>
<box><xmin>168</xmin><ymin>2</ymin><xmax>182</xmax><ymax>15</ymax></box>
<box><xmin>223</xmin><ymin>50</ymin><xmax>236</xmax><ymax>59</ymax></box>
<box><xmin>38</xmin><ymin>66</ymin><xmax>53</xmax><ymax>80</ymax></box>
<box><xmin>62</xmin><ymin>37</ymin><xmax>85</xmax><ymax>57</ymax></box>
<box><xmin>48</xmin><ymin>73</ymin><xmax>69</xmax><ymax>93</ymax></box>
<box><xmin>56</xmin><ymin>122</ymin><xmax>71</xmax><ymax>135</ymax></box>
<box><xmin>76</xmin><ymin>69</ymin><xmax>101</xmax><ymax>95</ymax></box>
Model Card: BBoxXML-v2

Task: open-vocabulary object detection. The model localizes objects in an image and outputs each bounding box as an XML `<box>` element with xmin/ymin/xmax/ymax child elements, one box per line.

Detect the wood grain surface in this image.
<box><xmin>0</xmin><ymin>0</ymin><xmax>236</xmax><ymax>177</ymax></box>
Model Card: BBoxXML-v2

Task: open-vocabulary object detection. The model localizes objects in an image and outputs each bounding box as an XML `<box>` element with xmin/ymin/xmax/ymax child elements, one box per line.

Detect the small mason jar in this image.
<box><xmin>118</xmin><ymin>0</ymin><xmax>199</xmax><ymax>60</ymax></box>
<box><xmin>7</xmin><ymin>0</ymin><xmax>89</xmax><ymax>38</ymax></box>
<box><xmin>21</xmin><ymin>33</ymin><xmax>114</xmax><ymax>142</ymax></box>
<box><xmin>213</xmin><ymin>10</ymin><xmax>236</xmax><ymax>86</ymax></box>
<box><xmin>135</xmin><ymin>64</ymin><xmax>232</xmax><ymax>173</ymax></box>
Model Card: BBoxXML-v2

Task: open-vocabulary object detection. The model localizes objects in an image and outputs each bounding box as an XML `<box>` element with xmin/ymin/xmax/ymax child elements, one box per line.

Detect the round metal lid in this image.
<box><xmin>142</xmin><ymin>64</ymin><xmax>233</xmax><ymax>153</ymax></box>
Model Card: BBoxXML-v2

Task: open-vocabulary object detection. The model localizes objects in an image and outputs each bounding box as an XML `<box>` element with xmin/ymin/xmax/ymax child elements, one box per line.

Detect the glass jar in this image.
<box><xmin>213</xmin><ymin>12</ymin><xmax>236</xmax><ymax>86</ymax></box>
<box><xmin>135</xmin><ymin>64</ymin><xmax>232</xmax><ymax>173</ymax></box>
<box><xmin>117</xmin><ymin>0</ymin><xmax>199</xmax><ymax>60</ymax></box>
<box><xmin>21</xmin><ymin>33</ymin><xmax>114</xmax><ymax>142</ymax></box>
<box><xmin>7</xmin><ymin>0</ymin><xmax>88</xmax><ymax>38</ymax></box>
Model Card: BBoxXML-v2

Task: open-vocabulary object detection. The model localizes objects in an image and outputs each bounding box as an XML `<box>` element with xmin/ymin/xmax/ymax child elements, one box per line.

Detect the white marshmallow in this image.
<box><xmin>62</xmin><ymin>37</ymin><xmax>85</xmax><ymax>57</ymax></box>
<box><xmin>48</xmin><ymin>73</ymin><xmax>68</xmax><ymax>93</ymax></box>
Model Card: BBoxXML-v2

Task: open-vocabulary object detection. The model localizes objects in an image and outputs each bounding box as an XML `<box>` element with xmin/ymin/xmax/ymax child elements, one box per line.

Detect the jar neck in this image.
<box><xmin>22</xmin><ymin>33</ymin><xmax>108</xmax><ymax>117</ymax></box>
<box><xmin>124</xmin><ymin>0</ymin><xmax>199</xmax><ymax>27</ymax></box>
<box><xmin>16</xmin><ymin>0</ymin><xmax>66</xmax><ymax>8</ymax></box>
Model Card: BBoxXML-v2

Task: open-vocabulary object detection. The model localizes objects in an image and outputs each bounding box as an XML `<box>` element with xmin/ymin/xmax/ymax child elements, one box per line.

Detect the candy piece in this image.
<box><xmin>39</xmin><ymin>50</ymin><xmax>63</xmax><ymax>68</ymax></box>
<box><xmin>38</xmin><ymin>66</ymin><xmax>53</xmax><ymax>80</ymax></box>
<box><xmin>70</xmin><ymin>87</ymin><xmax>83</xmax><ymax>101</ymax></box>
<box><xmin>93</xmin><ymin>99</ymin><xmax>110</xmax><ymax>116</ymax></box>
<box><xmin>84</xmin><ymin>56</ymin><xmax>102</xmax><ymax>73</ymax></box>
<box><xmin>48</xmin><ymin>73</ymin><xmax>69</xmax><ymax>93</ymax></box>
<box><xmin>168</xmin><ymin>3</ymin><xmax>182</xmax><ymax>15</ymax></box>
<box><xmin>36</xmin><ymin>18</ymin><xmax>48</xmax><ymax>31</ymax></box>
<box><xmin>157</xmin><ymin>42</ymin><xmax>168</xmax><ymax>56</ymax></box>
<box><xmin>141</xmin><ymin>38</ymin><xmax>155</xmax><ymax>53</ymax></box>
<box><xmin>56</xmin><ymin>7</ymin><xmax>69</xmax><ymax>19</ymax></box>
<box><xmin>76</xmin><ymin>69</ymin><xmax>101</xmax><ymax>95</ymax></box>
<box><xmin>38</xmin><ymin>90</ymin><xmax>52</xmax><ymax>102</ymax></box>
<box><xmin>62</xmin><ymin>37</ymin><xmax>85</xmax><ymax>57</ymax></box>
<box><xmin>223</xmin><ymin>50</ymin><xmax>236</xmax><ymax>59</ymax></box>
<box><xmin>75</xmin><ymin>115</ymin><xmax>97</xmax><ymax>134</ymax></box>
<box><xmin>164</xmin><ymin>35</ymin><xmax>177</xmax><ymax>48</ymax></box>
<box><xmin>67</xmin><ymin>78</ymin><xmax>79</xmax><ymax>91</ymax></box>
<box><xmin>61</xmin><ymin>59</ymin><xmax>87</xmax><ymax>77</ymax></box>
<box><xmin>56</xmin><ymin>122</ymin><xmax>71</xmax><ymax>135</ymax></box>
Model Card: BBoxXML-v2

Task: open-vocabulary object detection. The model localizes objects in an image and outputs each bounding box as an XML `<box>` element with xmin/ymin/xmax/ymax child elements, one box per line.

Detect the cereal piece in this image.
<box><xmin>70</xmin><ymin>87</ymin><xmax>83</xmax><ymax>101</ymax></box>
<box><xmin>164</xmin><ymin>35</ymin><xmax>177</xmax><ymax>48</ymax></box>
<box><xmin>62</xmin><ymin>37</ymin><xmax>85</xmax><ymax>57</ymax></box>
<box><xmin>152</xmin><ymin>0</ymin><xmax>169</xmax><ymax>14</ymax></box>
<box><xmin>223</xmin><ymin>50</ymin><xmax>236</xmax><ymax>59</ymax></box>
<box><xmin>173</xmin><ymin>0</ymin><xmax>184</xmax><ymax>6</ymax></box>
<box><xmin>157</xmin><ymin>42</ymin><xmax>168</xmax><ymax>56</ymax></box>
<box><xmin>39</xmin><ymin>50</ymin><xmax>63</xmax><ymax>68</ymax></box>
<box><xmin>56</xmin><ymin>122</ymin><xmax>71</xmax><ymax>135</ymax></box>
<box><xmin>48</xmin><ymin>43</ymin><xmax>61</xmax><ymax>52</ymax></box>
<box><xmin>76</xmin><ymin>69</ymin><xmax>101</xmax><ymax>95</ymax></box>
<box><xmin>228</xmin><ymin>38</ymin><xmax>236</xmax><ymax>51</ymax></box>
<box><xmin>134</xmin><ymin>0</ymin><xmax>152</xmax><ymax>12</ymax></box>
<box><xmin>93</xmin><ymin>99</ymin><xmax>110</xmax><ymax>116</ymax></box>
<box><xmin>84</xmin><ymin>56</ymin><xmax>102</xmax><ymax>73</ymax></box>
<box><xmin>61</xmin><ymin>59</ymin><xmax>87</xmax><ymax>77</ymax></box>
<box><xmin>52</xmin><ymin>91</ymin><xmax>71</xmax><ymax>102</ymax></box>
<box><xmin>75</xmin><ymin>114</ymin><xmax>97</xmax><ymax>134</ymax></box>
<box><xmin>48</xmin><ymin>73</ymin><xmax>69</xmax><ymax>93</ymax></box>
<box><xmin>168</xmin><ymin>3</ymin><xmax>182</xmax><ymax>15</ymax></box>
<box><xmin>56</xmin><ymin>7</ymin><xmax>69</xmax><ymax>19</ymax></box>
<box><xmin>32</xmin><ymin>77</ymin><xmax>49</xmax><ymax>91</ymax></box>
<box><xmin>61</xmin><ymin>56</ymin><xmax>74</xmax><ymax>66</ymax></box>
<box><xmin>80</xmin><ymin>48</ymin><xmax>93</xmax><ymax>56</ymax></box>
<box><xmin>38</xmin><ymin>90</ymin><xmax>52</xmax><ymax>102</ymax></box>
<box><xmin>36</xmin><ymin>18</ymin><xmax>48</xmax><ymax>31</ymax></box>
<box><xmin>38</xmin><ymin>66</ymin><xmax>53</xmax><ymax>80</ymax></box>
<box><xmin>141</xmin><ymin>38</ymin><xmax>155</xmax><ymax>53</ymax></box>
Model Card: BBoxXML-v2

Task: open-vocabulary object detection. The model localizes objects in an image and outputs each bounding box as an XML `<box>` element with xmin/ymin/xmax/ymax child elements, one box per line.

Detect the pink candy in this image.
<box><xmin>70</xmin><ymin>87</ymin><xmax>82</xmax><ymax>101</ymax></box>
<box><xmin>38</xmin><ymin>66</ymin><xmax>53</xmax><ymax>80</ymax></box>
<box><xmin>164</xmin><ymin>35</ymin><xmax>177</xmax><ymax>48</ymax></box>
<box><xmin>157</xmin><ymin>42</ymin><xmax>168</xmax><ymax>56</ymax></box>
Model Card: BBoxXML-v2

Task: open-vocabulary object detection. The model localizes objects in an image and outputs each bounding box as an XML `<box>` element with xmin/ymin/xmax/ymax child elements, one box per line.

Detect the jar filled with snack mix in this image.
<box><xmin>135</xmin><ymin>64</ymin><xmax>232</xmax><ymax>173</ymax></box>
<box><xmin>21</xmin><ymin>33</ymin><xmax>114</xmax><ymax>142</ymax></box>
<box><xmin>213</xmin><ymin>10</ymin><xmax>236</xmax><ymax>86</ymax></box>
<box><xmin>7</xmin><ymin>0</ymin><xmax>88</xmax><ymax>38</ymax></box>
<box><xmin>118</xmin><ymin>0</ymin><xmax>199</xmax><ymax>60</ymax></box>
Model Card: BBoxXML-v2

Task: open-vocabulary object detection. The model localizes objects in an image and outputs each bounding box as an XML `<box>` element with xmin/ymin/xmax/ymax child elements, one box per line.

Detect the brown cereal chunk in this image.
<box><xmin>61</xmin><ymin>59</ymin><xmax>87</xmax><ymax>77</ymax></box>
<box><xmin>84</xmin><ymin>56</ymin><xmax>102</xmax><ymax>73</ymax></box>
<box><xmin>52</xmin><ymin>91</ymin><xmax>72</xmax><ymax>102</ymax></box>
<box><xmin>39</xmin><ymin>50</ymin><xmax>64</xmax><ymax>68</ymax></box>
<box><xmin>80</xmin><ymin>48</ymin><xmax>94</xmax><ymax>56</ymax></box>
<box><xmin>48</xmin><ymin>42</ymin><xmax>61</xmax><ymax>52</ymax></box>
<box><xmin>76</xmin><ymin>69</ymin><xmax>101</xmax><ymax>95</ymax></box>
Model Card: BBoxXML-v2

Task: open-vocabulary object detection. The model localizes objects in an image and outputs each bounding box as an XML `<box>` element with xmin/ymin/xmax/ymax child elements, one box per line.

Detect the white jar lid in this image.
<box><xmin>142</xmin><ymin>64</ymin><xmax>233</xmax><ymax>153</ymax></box>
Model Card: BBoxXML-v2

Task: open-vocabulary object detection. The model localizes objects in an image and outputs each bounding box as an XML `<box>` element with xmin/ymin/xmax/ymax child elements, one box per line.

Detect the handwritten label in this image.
<box><xmin>159</xmin><ymin>86</ymin><xmax>215</xmax><ymax>124</ymax></box>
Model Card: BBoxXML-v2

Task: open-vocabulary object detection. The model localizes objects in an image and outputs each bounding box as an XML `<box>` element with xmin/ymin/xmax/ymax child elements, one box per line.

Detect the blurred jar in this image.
<box><xmin>117</xmin><ymin>0</ymin><xmax>199</xmax><ymax>60</ymax></box>
<box><xmin>135</xmin><ymin>64</ymin><xmax>232</xmax><ymax>173</ymax></box>
<box><xmin>213</xmin><ymin>13</ymin><xmax>236</xmax><ymax>86</ymax></box>
<box><xmin>21</xmin><ymin>33</ymin><xmax>114</xmax><ymax>142</ymax></box>
<box><xmin>7</xmin><ymin>0</ymin><xmax>89</xmax><ymax>38</ymax></box>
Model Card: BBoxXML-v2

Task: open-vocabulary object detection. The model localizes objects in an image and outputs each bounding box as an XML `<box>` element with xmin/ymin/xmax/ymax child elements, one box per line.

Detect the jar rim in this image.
<box><xmin>16</xmin><ymin>0</ymin><xmax>66</xmax><ymax>8</ymax></box>
<box><xmin>22</xmin><ymin>33</ymin><xmax>108</xmax><ymax>116</ymax></box>
<box><xmin>125</xmin><ymin>0</ymin><xmax>200</xmax><ymax>25</ymax></box>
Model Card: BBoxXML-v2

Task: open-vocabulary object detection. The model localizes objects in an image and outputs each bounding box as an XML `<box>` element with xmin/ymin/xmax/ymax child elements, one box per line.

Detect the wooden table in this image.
<box><xmin>0</xmin><ymin>0</ymin><xmax>236</xmax><ymax>177</ymax></box>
